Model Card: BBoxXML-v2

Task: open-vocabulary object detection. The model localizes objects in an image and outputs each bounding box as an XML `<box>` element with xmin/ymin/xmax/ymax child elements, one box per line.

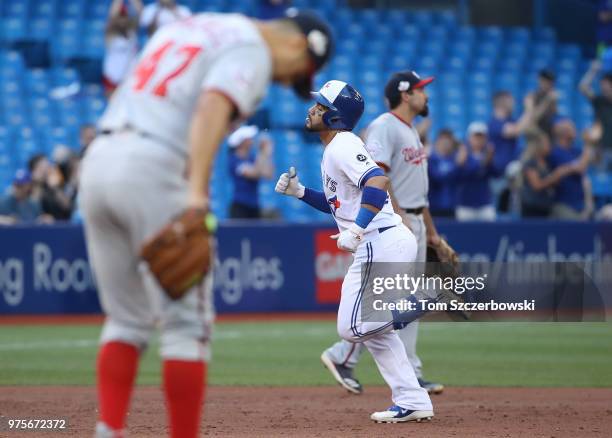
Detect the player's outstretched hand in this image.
<box><xmin>275</xmin><ymin>166</ymin><xmax>305</xmax><ymax>198</ymax></box>
<box><xmin>331</xmin><ymin>223</ymin><xmax>365</xmax><ymax>253</ymax></box>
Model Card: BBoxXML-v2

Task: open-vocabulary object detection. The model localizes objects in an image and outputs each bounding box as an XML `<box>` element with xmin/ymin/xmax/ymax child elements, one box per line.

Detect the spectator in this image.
<box><xmin>579</xmin><ymin>60</ymin><xmax>612</xmax><ymax>167</ymax></box>
<box><xmin>0</xmin><ymin>169</ymin><xmax>46</xmax><ymax>224</ymax></box>
<box><xmin>140</xmin><ymin>0</ymin><xmax>191</xmax><ymax>36</ymax></box>
<box><xmin>258</xmin><ymin>0</ymin><xmax>292</xmax><ymax>20</ymax></box>
<box><xmin>427</xmin><ymin>129</ymin><xmax>459</xmax><ymax>217</ymax></box>
<box><xmin>527</xmin><ymin>69</ymin><xmax>558</xmax><ymax>138</ymax></box>
<box><xmin>520</xmin><ymin>130</ymin><xmax>583</xmax><ymax>217</ymax></box>
<box><xmin>227</xmin><ymin>126</ymin><xmax>274</xmax><ymax>219</ymax></box>
<box><xmin>488</xmin><ymin>91</ymin><xmax>537</xmax><ymax>175</ymax></box>
<box><xmin>103</xmin><ymin>0</ymin><xmax>143</xmax><ymax>96</ymax></box>
<box><xmin>27</xmin><ymin>153</ymin><xmax>77</xmax><ymax>221</ymax></box>
<box><xmin>548</xmin><ymin>119</ymin><xmax>593</xmax><ymax>220</ymax></box>
<box><xmin>455</xmin><ymin>122</ymin><xmax>497</xmax><ymax>221</ymax></box>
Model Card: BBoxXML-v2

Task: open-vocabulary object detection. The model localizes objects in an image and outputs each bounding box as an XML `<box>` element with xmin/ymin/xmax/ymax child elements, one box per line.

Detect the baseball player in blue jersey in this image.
<box><xmin>320</xmin><ymin>71</ymin><xmax>447</xmax><ymax>396</ymax></box>
<box><xmin>275</xmin><ymin>80</ymin><xmax>435</xmax><ymax>423</ymax></box>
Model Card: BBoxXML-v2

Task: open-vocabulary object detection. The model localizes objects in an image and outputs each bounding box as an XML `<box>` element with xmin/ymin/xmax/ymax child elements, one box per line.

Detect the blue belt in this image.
<box><xmin>378</xmin><ymin>225</ymin><xmax>396</xmax><ymax>234</ymax></box>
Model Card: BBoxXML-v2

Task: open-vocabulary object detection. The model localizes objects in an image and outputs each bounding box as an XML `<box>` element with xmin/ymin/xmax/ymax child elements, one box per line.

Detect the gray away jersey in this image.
<box><xmin>365</xmin><ymin>112</ymin><xmax>429</xmax><ymax>209</ymax></box>
<box><xmin>99</xmin><ymin>13</ymin><xmax>272</xmax><ymax>156</ymax></box>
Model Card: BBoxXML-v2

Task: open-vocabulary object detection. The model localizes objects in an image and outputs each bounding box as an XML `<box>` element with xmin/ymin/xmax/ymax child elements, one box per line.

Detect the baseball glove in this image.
<box><xmin>140</xmin><ymin>208</ymin><xmax>215</xmax><ymax>300</ymax></box>
<box><xmin>427</xmin><ymin>237</ymin><xmax>459</xmax><ymax>268</ymax></box>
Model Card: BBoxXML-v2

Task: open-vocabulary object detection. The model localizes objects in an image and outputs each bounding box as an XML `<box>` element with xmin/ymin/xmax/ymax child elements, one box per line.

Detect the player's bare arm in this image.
<box><xmin>422</xmin><ymin>207</ymin><xmax>441</xmax><ymax>247</ymax></box>
<box><xmin>187</xmin><ymin>91</ymin><xmax>235</xmax><ymax>208</ymax></box>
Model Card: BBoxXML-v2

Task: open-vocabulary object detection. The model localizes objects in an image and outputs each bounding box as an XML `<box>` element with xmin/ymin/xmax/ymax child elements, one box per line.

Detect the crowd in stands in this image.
<box><xmin>1</xmin><ymin>0</ymin><xmax>611</xmax><ymax>223</ymax></box>
<box><xmin>0</xmin><ymin>124</ymin><xmax>94</xmax><ymax>224</ymax></box>
<box><xmin>427</xmin><ymin>62</ymin><xmax>611</xmax><ymax>221</ymax></box>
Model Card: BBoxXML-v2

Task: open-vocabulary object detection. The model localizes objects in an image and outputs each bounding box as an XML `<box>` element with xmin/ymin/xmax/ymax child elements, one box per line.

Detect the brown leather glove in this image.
<box><xmin>140</xmin><ymin>208</ymin><xmax>215</xmax><ymax>300</ymax></box>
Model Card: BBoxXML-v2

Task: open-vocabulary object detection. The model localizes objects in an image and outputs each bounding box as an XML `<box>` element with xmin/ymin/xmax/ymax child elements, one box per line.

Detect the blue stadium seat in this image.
<box><xmin>473</xmin><ymin>57</ymin><xmax>495</xmax><ymax>73</ymax></box>
<box><xmin>328</xmin><ymin>67</ymin><xmax>353</xmax><ymax>84</ymax></box>
<box><xmin>417</xmin><ymin>56</ymin><xmax>439</xmax><ymax>72</ymax></box>
<box><xmin>436</xmin><ymin>10</ymin><xmax>457</xmax><ymax>29</ymax></box>
<box><xmin>25</xmin><ymin>68</ymin><xmax>50</xmax><ymax>95</ymax></box>
<box><xmin>533</xmin><ymin>27</ymin><xmax>556</xmax><ymax>43</ymax></box>
<box><xmin>53</xmin><ymin>34</ymin><xmax>81</xmax><ymax>61</ymax></box>
<box><xmin>420</xmin><ymin>41</ymin><xmax>445</xmax><ymax>60</ymax></box>
<box><xmin>83</xmin><ymin>30</ymin><xmax>105</xmax><ymax>59</ymax></box>
<box><xmin>335</xmin><ymin>9</ymin><xmax>354</xmax><ymax>30</ymax></box>
<box><xmin>445</xmin><ymin>56</ymin><xmax>468</xmax><ymax>72</ymax></box>
<box><xmin>362</xmin><ymin>55</ymin><xmax>382</xmax><ymax>73</ymax></box>
<box><xmin>84</xmin><ymin>97</ymin><xmax>106</xmax><ymax>121</ymax></box>
<box><xmin>498</xmin><ymin>57</ymin><xmax>524</xmax><ymax>72</ymax></box>
<box><xmin>477</xmin><ymin>41</ymin><xmax>500</xmax><ymax>60</ymax></box>
<box><xmin>396</xmin><ymin>25</ymin><xmax>420</xmax><ymax>41</ymax></box>
<box><xmin>449</xmin><ymin>41</ymin><xmax>472</xmax><ymax>59</ymax></box>
<box><xmin>478</xmin><ymin>26</ymin><xmax>503</xmax><ymax>44</ymax></box>
<box><xmin>88</xmin><ymin>1</ymin><xmax>110</xmax><ymax>19</ymax></box>
<box><xmin>469</xmin><ymin>102</ymin><xmax>490</xmax><ymax>121</ymax></box>
<box><xmin>557</xmin><ymin>44</ymin><xmax>581</xmax><ymax>61</ymax></box>
<box><xmin>504</xmin><ymin>42</ymin><xmax>527</xmax><ymax>61</ymax></box>
<box><xmin>3</xmin><ymin>0</ymin><xmax>28</xmax><ymax>19</ymax></box>
<box><xmin>51</xmin><ymin>67</ymin><xmax>80</xmax><ymax>86</ymax></box>
<box><xmin>32</xmin><ymin>0</ymin><xmax>57</xmax><ymax>19</ymax></box>
<box><xmin>429</xmin><ymin>25</ymin><xmax>449</xmax><ymax>42</ymax></box>
<box><xmin>0</xmin><ymin>81</ymin><xmax>22</xmax><ymax>97</ymax></box>
<box><xmin>2</xmin><ymin>18</ymin><xmax>27</xmax><ymax>42</ymax></box>
<box><xmin>60</xmin><ymin>0</ymin><xmax>86</xmax><ymax>19</ymax></box>
<box><xmin>531</xmin><ymin>42</ymin><xmax>555</xmax><ymax>61</ymax></box>
<box><xmin>337</xmin><ymin>39</ymin><xmax>360</xmax><ymax>56</ymax></box>
<box><xmin>455</xmin><ymin>27</ymin><xmax>476</xmax><ymax>44</ymax></box>
<box><xmin>506</xmin><ymin>27</ymin><xmax>530</xmax><ymax>44</ymax></box>
<box><xmin>357</xmin><ymin>9</ymin><xmax>381</xmax><ymax>28</ymax></box>
<box><xmin>29</xmin><ymin>17</ymin><xmax>54</xmax><ymax>40</ymax></box>
<box><xmin>412</xmin><ymin>11</ymin><xmax>434</xmax><ymax>29</ymax></box>
<box><xmin>367</xmin><ymin>41</ymin><xmax>388</xmax><ymax>60</ymax></box>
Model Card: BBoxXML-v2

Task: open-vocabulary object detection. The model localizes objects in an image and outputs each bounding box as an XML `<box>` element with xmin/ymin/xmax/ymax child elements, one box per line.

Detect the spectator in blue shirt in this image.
<box><xmin>488</xmin><ymin>91</ymin><xmax>536</xmax><ymax>175</ymax></box>
<box><xmin>428</xmin><ymin>129</ymin><xmax>459</xmax><ymax>217</ymax></box>
<box><xmin>548</xmin><ymin>119</ymin><xmax>594</xmax><ymax>220</ymax></box>
<box><xmin>455</xmin><ymin>122</ymin><xmax>498</xmax><ymax>221</ymax></box>
<box><xmin>520</xmin><ymin>129</ymin><xmax>586</xmax><ymax>217</ymax></box>
<box><xmin>228</xmin><ymin>125</ymin><xmax>274</xmax><ymax>219</ymax></box>
<box><xmin>0</xmin><ymin>169</ymin><xmax>46</xmax><ymax>224</ymax></box>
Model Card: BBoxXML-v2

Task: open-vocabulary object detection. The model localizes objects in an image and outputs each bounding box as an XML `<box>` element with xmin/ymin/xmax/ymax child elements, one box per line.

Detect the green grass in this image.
<box><xmin>1</xmin><ymin>321</ymin><xmax>611</xmax><ymax>387</ymax></box>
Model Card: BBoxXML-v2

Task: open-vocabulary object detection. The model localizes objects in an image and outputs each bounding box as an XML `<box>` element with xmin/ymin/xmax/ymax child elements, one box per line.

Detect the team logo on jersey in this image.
<box><xmin>325</xmin><ymin>174</ymin><xmax>338</xmax><ymax>192</ymax></box>
<box><xmin>327</xmin><ymin>195</ymin><xmax>341</xmax><ymax>215</ymax></box>
<box><xmin>356</xmin><ymin>154</ymin><xmax>367</xmax><ymax>162</ymax></box>
<box><xmin>401</xmin><ymin>147</ymin><xmax>428</xmax><ymax>165</ymax></box>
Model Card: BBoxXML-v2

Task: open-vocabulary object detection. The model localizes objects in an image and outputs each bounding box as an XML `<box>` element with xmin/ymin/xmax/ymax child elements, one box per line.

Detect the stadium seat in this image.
<box><xmin>478</xmin><ymin>26</ymin><xmax>503</xmax><ymax>45</ymax></box>
<box><xmin>533</xmin><ymin>27</ymin><xmax>556</xmax><ymax>43</ymax></box>
<box><xmin>3</xmin><ymin>0</ymin><xmax>29</xmax><ymax>19</ymax></box>
<box><xmin>2</xmin><ymin>18</ymin><xmax>27</xmax><ymax>42</ymax></box>
<box><xmin>32</xmin><ymin>0</ymin><xmax>57</xmax><ymax>19</ymax></box>
<box><xmin>29</xmin><ymin>18</ymin><xmax>54</xmax><ymax>40</ymax></box>
<box><xmin>506</xmin><ymin>27</ymin><xmax>530</xmax><ymax>44</ymax></box>
<box><xmin>60</xmin><ymin>0</ymin><xmax>86</xmax><ymax>19</ymax></box>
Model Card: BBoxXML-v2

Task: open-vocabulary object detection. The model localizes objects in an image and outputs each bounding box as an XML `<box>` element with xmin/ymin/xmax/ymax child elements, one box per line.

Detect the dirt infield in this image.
<box><xmin>1</xmin><ymin>386</ymin><xmax>611</xmax><ymax>437</ymax></box>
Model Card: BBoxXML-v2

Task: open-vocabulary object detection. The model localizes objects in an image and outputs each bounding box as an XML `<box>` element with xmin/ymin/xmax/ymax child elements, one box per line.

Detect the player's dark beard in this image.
<box><xmin>305</xmin><ymin>116</ymin><xmax>326</xmax><ymax>132</ymax></box>
<box><xmin>419</xmin><ymin>103</ymin><xmax>429</xmax><ymax>117</ymax></box>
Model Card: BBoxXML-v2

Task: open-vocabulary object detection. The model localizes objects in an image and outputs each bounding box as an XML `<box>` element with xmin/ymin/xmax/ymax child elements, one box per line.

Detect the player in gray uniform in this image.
<box><xmin>80</xmin><ymin>11</ymin><xmax>333</xmax><ymax>438</ymax></box>
<box><xmin>321</xmin><ymin>71</ymin><xmax>445</xmax><ymax>395</ymax></box>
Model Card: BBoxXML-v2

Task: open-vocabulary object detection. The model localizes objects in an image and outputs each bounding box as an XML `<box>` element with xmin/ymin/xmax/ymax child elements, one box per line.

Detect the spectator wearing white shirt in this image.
<box><xmin>103</xmin><ymin>0</ymin><xmax>143</xmax><ymax>96</ymax></box>
<box><xmin>140</xmin><ymin>0</ymin><xmax>192</xmax><ymax>36</ymax></box>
